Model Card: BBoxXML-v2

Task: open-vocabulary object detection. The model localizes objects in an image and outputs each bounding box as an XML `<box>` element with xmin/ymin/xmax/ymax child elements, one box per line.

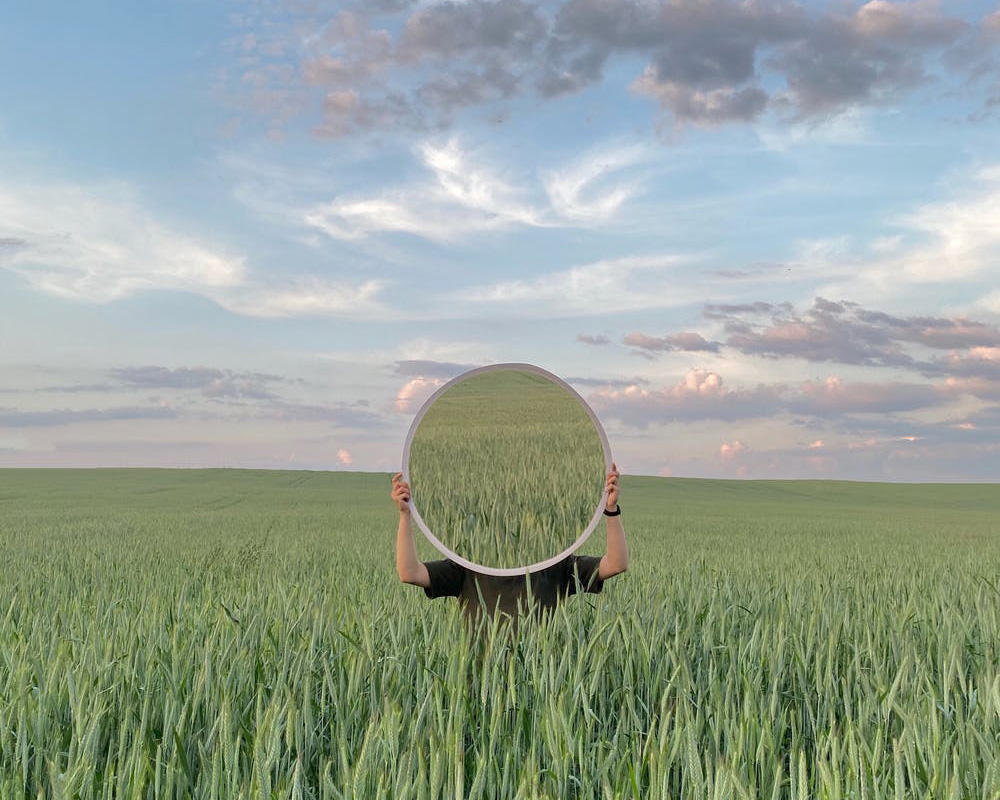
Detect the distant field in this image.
<box><xmin>0</xmin><ymin>468</ymin><xmax>998</xmax><ymax>799</ymax></box>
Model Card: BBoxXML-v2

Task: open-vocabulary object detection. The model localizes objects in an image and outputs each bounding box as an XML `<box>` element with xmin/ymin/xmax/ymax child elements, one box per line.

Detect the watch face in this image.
<box><xmin>404</xmin><ymin>364</ymin><xmax>609</xmax><ymax>575</ymax></box>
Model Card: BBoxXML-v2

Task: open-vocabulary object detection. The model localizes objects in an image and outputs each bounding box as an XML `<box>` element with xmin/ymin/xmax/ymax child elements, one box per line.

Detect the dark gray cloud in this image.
<box><xmin>396</xmin><ymin>0</ymin><xmax>548</xmax><ymax>62</ymax></box>
<box><xmin>576</xmin><ymin>333</ymin><xmax>611</xmax><ymax>346</ymax></box>
<box><xmin>623</xmin><ymin>330</ymin><xmax>720</xmax><ymax>354</ymax></box>
<box><xmin>244</xmin><ymin>0</ymin><xmax>992</xmax><ymax>136</ymax></box>
<box><xmin>0</xmin><ymin>237</ymin><xmax>28</xmax><ymax>249</ymax></box>
<box><xmin>391</xmin><ymin>359</ymin><xmax>479</xmax><ymax>379</ymax></box>
<box><xmin>110</xmin><ymin>365</ymin><xmax>286</xmax><ymax>400</ymax></box>
<box><xmin>703</xmin><ymin>297</ymin><xmax>1000</xmax><ymax>377</ymax></box>
<box><xmin>0</xmin><ymin>405</ymin><xmax>178</xmax><ymax>427</ymax></box>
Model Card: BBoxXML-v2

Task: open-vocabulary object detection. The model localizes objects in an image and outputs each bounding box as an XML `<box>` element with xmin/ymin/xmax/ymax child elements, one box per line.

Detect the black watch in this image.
<box><xmin>603</xmin><ymin>504</ymin><xmax>621</xmax><ymax>516</ymax></box>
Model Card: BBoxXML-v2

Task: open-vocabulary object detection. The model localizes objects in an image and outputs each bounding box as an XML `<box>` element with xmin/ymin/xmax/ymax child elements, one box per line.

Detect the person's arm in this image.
<box><xmin>598</xmin><ymin>461</ymin><xmax>629</xmax><ymax>580</ymax></box>
<box><xmin>392</xmin><ymin>472</ymin><xmax>430</xmax><ymax>587</ymax></box>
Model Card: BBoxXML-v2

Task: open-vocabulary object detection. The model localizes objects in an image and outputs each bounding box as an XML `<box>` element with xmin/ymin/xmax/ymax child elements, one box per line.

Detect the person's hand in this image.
<box><xmin>391</xmin><ymin>472</ymin><xmax>411</xmax><ymax>514</ymax></box>
<box><xmin>605</xmin><ymin>462</ymin><xmax>619</xmax><ymax>510</ymax></box>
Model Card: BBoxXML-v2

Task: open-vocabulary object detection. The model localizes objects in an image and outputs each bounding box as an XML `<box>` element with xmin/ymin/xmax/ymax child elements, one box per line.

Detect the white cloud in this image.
<box><xmin>303</xmin><ymin>134</ymin><xmax>654</xmax><ymax>244</ymax></box>
<box><xmin>812</xmin><ymin>163</ymin><xmax>1000</xmax><ymax>298</ymax></box>
<box><xmin>447</xmin><ymin>252</ymin><xmax>704</xmax><ymax>317</ymax></box>
<box><xmin>393</xmin><ymin>376</ymin><xmax>445</xmax><ymax>414</ymax></box>
<box><xmin>215</xmin><ymin>275</ymin><xmax>389</xmax><ymax>318</ymax></box>
<box><xmin>541</xmin><ymin>142</ymin><xmax>650</xmax><ymax>222</ymax></box>
<box><xmin>0</xmin><ymin>180</ymin><xmax>246</xmax><ymax>301</ymax></box>
<box><xmin>0</xmin><ymin>175</ymin><xmax>388</xmax><ymax>319</ymax></box>
<box><xmin>304</xmin><ymin>135</ymin><xmax>548</xmax><ymax>243</ymax></box>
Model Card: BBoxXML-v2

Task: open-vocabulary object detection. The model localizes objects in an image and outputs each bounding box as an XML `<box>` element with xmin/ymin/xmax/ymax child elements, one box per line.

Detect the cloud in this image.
<box><xmin>719</xmin><ymin>439</ymin><xmax>748</xmax><ymax>460</ymax></box>
<box><xmin>541</xmin><ymin>143</ymin><xmax>650</xmax><ymax>221</ymax></box>
<box><xmin>303</xmin><ymin>135</ymin><xmax>647</xmax><ymax>245</ymax></box>
<box><xmin>0</xmin><ymin>405</ymin><xmax>178</xmax><ymax>427</ymax></box>
<box><xmin>449</xmin><ymin>252</ymin><xmax>699</xmax><ymax>317</ymax></box>
<box><xmin>704</xmin><ymin>297</ymin><xmax>1000</xmax><ymax>377</ymax></box>
<box><xmin>810</xmin><ymin>164</ymin><xmax>1000</xmax><ymax>296</ymax></box>
<box><xmin>932</xmin><ymin>347</ymin><xmax>1000</xmax><ymax>381</ymax></box>
<box><xmin>0</xmin><ymin>179</ymin><xmax>246</xmax><ymax>302</ymax></box>
<box><xmin>391</xmin><ymin>359</ymin><xmax>478</xmax><ymax>379</ymax></box>
<box><xmin>623</xmin><ymin>330</ymin><xmax>721</xmax><ymax>355</ymax></box>
<box><xmin>214</xmin><ymin>276</ymin><xmax>389</xmax><ymax>318</ymax></box>
<box><xmin>789</xmin><ymin>375</ymin><xmax>944</xmax><ymax>414</ymax></box>
<box><xmin>586</xmin><ymin>366</ymin><xmax>972</xmax><ymax>429</ymax></box>
<box><xmin>0</xmin><ymin>175</ymin><xmax>390</xmax><ymax>319</ymax></box>
<box><xmin>941</xmin><ymin>376</ymin><xmax>1000</xmax><ymax>402</ymax></box>
<box><xmin>565</xmin><ymin>374</ymin><xmax>650</xmax><ymax>387</ymax></box>
<box><xmin>394</xmin><ymin>376</ymin><xmax>445</xmax><ymax>413</ymax></box>
<box><xmin>249</xmin><ymin>400</ymin><xmax>384</xmax><ymax>428</ymax></box>
<box><xmin>587</xmin><ymin>368</ymin><xmax>782</xmax><ymax>427</ymax></box>
<box><xmin>110</xmin><ymin>365</ymin><xmax>287</xmax><ymax>400</ymax></box>
<box><xmin>303</xmin><ymin>136</ymin><xmax>547</xmax><ymax>243</ymax></box>
<box><xmin>337</xmin><ymin>447</ymin><xmax>354</xmax><ymax>465</ymax></box>
<box><xmin>229</xmin><ymin>0</ymin><xmax>992</xmax><ymax>136</ymax></box>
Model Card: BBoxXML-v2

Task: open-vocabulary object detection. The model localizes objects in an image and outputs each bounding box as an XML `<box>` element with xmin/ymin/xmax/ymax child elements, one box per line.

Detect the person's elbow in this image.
<box><xmin>398</xmin><ymin>563</ymin><xmax>430</xmax><ymax>587</ymax></box>
<box><xmin>397</xmin><ymin>567</ymin><xmax>418</xmax><ymax>584</ymax></box>
<box><xmin>599</xmin><ymin>557</ymin><xmax>628</xmax><ymax>580</ymax></box>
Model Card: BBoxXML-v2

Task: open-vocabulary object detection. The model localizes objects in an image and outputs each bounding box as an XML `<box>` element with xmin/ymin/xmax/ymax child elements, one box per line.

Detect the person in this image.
<box><xmin>392</xmin><ymin>463</ymin><xmax>628</xmax><ymax>632</ymax></box>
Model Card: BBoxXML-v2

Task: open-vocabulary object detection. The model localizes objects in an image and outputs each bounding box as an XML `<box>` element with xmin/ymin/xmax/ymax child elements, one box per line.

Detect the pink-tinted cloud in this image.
<box><xmin>719</xmin><ymin>439</ymin><xmax>748</xmax><ymax>460</ymax></box>
<box><xmin>791</xmin><ymin>375</ymin><xmax>944</xmax><ymax>414</ymax></box>
<box><xmin>393</xmin><ymin>376</ymin><xmax>444</xmax><ymax>413</ymax></box>
<box><xmin>587</xmin><ymin>368</ymin><xmax>782</xmax><ymax>427</ymax></box>
<box><xmin>587</xmin><ymin>366</ymin><xmax>968</xmax><ymax>430</ymax></box>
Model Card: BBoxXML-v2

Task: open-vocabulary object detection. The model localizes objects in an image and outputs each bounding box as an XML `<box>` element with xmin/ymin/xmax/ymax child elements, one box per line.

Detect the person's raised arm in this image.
<box><xmin>598</xmin><ymin>462</ymin><xmax>629</xmax><ymax>580</ymax></box>
<box><xmin>392</xmin><ymin>472</ymin><xmax>430</xmax><ymax>587</ymax></box>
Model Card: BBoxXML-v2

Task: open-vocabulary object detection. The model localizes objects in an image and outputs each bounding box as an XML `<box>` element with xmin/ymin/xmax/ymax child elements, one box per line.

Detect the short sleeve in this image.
<box><xmin>422</xmin><ymin>559</ymin><xmax>465</xmax><ymax>599</ymax></box>
<box><xmin>565</xmin><ymin>554</ymin><xmax>604</xmax><ymax>595</ymax></box>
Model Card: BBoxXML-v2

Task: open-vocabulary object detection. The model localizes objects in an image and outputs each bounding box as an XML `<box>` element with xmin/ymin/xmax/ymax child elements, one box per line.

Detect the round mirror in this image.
<box><xmin>402</xmin><ymin>363</ymin><xmax>611</xmax><ymax>575</ymax></box>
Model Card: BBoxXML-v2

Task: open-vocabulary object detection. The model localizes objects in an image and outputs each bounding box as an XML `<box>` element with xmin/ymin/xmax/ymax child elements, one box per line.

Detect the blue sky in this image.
<box><xmin>1</xmin><ymin>0</ymin><xmax>999</xmax><ymax>480</ymax></box>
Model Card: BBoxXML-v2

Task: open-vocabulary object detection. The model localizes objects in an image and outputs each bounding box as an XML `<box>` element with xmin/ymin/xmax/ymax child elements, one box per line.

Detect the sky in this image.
<box><xmin>1</xmin><ymin>0</ymin><xmax>999</xmax><ymax>481</ymax></box>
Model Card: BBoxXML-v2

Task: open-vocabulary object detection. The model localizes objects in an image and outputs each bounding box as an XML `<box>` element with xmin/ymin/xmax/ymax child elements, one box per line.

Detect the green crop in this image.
<box><xmin>0</xmin><ymin>468</ymin><xmax>997</xmax><ymax>799</ymax></box>
<box><xmin>407</xmin><ymin>369</ymin><xmax>607</xmax><ymax>569</ymax></box>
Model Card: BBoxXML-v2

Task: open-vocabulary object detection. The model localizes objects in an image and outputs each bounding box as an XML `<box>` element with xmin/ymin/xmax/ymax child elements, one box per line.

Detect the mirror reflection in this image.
<box><xmin>406</xmin><ymin>366</ymin><xmax>607</xmax><ymax>572</ymax></box>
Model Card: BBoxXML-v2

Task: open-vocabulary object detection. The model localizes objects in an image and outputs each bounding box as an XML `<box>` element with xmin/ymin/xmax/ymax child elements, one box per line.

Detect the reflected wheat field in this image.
<box><xmin>407</xmin><ymin>369</ymin><xmax>607</xmax><ymax>570</ymax></box>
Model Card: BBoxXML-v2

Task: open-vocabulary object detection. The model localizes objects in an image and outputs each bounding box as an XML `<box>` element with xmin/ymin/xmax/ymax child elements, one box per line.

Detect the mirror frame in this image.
<box><xmin>402</xmin><ymin>362</ymin><xmax>612</xmax><ymax>576</ymax></box>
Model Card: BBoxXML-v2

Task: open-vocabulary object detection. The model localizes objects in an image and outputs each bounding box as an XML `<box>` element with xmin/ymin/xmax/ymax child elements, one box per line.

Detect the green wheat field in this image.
<box><xmin>1</xmin><ymin>468</ymin><xmax>998</xmax><ymax>799</ymax></box>
<box><xmin>407</xmin><ymin>369</ymin><xmax>606</xmax><ymax>569</ymax></box>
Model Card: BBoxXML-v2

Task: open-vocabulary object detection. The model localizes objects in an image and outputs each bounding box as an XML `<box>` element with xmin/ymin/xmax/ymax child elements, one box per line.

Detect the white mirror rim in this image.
<box><xmin>402</xmin><ymin>362</ymin><xmax>612</xmax><ymax>577</ymax></box>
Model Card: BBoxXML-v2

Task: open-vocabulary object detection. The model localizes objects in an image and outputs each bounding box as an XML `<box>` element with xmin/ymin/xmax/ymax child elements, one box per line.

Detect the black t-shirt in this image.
<box><xmin>422</xmin><ymin>554</ymin><xmax>604</xmax><ymax>627</ymax></box>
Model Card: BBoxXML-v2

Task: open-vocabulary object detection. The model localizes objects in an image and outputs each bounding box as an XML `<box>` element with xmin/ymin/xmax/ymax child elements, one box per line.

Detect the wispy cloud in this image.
<box><xmin>448</xmin><ymin>252</ymin><xmax>702</xmax><ymax>317</ymax></box>
<box><xmin>541</xmin><ymin>142</ymin><xmax>651</xmax><ymax>222</ymax></box>
<box><xmin>302</xmin><ymin>135</ymin><xmax>650</xmax><ymax>244</ymax></box>
<box><xmin>0</xmin><ymin>175</ymin><xmax>391</xmax><ymax>319</ymax></box>
<box><xmin>807</xmin><ymin>163</ymin><xmax>1000</xmax><ymax>298</ymax></box>
<box><xmin>0</xmin><ymin>179</ymin><xmax>246</xmax><ymax>302</ymax></box>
